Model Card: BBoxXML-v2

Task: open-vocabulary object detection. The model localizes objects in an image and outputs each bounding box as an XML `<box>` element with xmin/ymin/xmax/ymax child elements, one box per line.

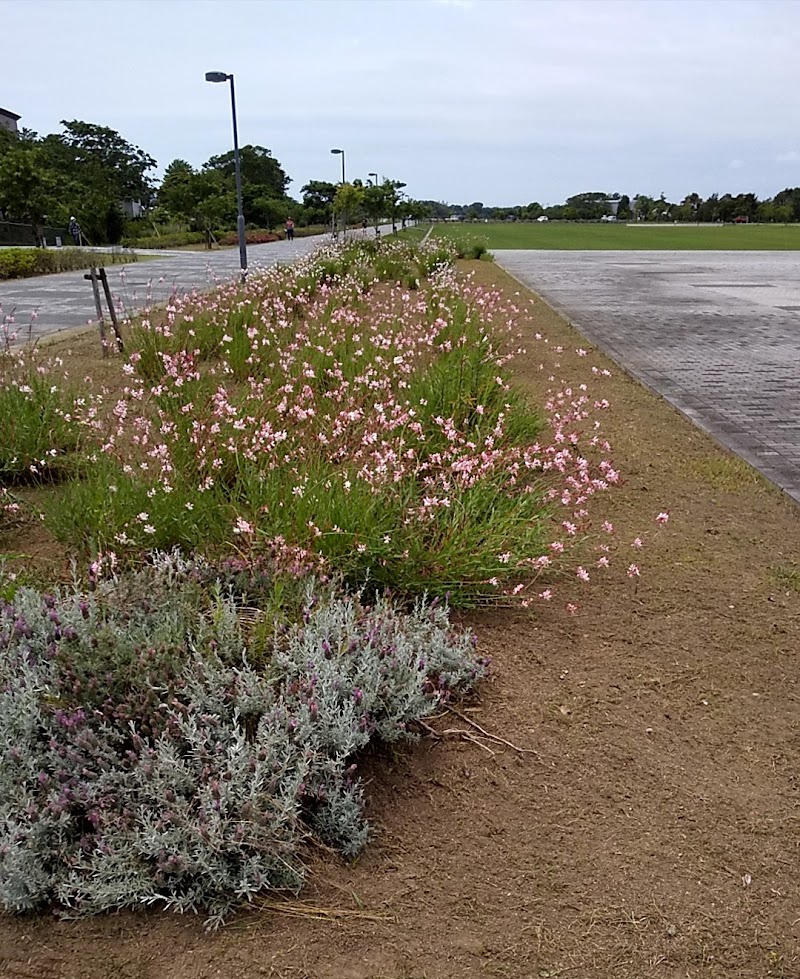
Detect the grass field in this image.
<box><xmin>425</xmin><ymin>221</ymin><xmax>800</xmax><ymax>250</ymax></box>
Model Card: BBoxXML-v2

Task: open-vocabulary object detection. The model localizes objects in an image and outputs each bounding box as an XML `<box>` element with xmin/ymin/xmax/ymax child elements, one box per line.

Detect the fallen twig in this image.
<box><xmin>445</xmin><ymin>706</ymin><xmax>537</xmax><ymax>755</ymax></box>
<box><xmin>256</xmin><ymin>898</ymin><xmax>396</xmax><ymax>923</ymax></box>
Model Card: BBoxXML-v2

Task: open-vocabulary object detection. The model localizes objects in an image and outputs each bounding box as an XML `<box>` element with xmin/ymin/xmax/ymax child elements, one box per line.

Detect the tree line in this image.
<box><xmin>446</xmin><ymin>189</ymin><xmax>800</xmax><ymax>224</ymax></box>
<box><xmin>0</xmin><ymin>120</ymin><xmax>425</xmax><ymax>245</ymax></box>
<box><xmin>3</xmin><ymin>118</ymin><xmax>798</xmax><ymax>244</ymax></box>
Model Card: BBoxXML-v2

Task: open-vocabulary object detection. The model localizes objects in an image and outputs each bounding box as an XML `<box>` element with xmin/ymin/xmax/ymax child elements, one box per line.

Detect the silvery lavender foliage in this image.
<box><xmin>0</xmin><ymin>559</ymin><xmax>485</xmax><ymax>927</ymax></box>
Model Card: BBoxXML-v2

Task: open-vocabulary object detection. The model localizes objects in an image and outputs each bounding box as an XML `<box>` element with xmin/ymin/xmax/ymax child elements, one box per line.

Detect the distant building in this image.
<box><xmin>0</xmin><ymin>107</ymin><xmax>20</xmax><ymax>136</ymax></box>
<box><xmin>122</xmin><ymin>200</ymin><xmax>144</xmax><ymax>219</ymax></box>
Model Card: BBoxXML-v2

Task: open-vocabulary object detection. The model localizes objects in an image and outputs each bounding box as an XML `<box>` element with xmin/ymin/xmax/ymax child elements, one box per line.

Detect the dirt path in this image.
<box><xmin>2</xmin><ymin>263</ymin><xmax>798</xmax><ymax>979</ymax></box>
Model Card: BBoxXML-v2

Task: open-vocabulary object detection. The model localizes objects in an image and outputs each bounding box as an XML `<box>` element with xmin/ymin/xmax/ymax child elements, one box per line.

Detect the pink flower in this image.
<box><xmin>627</xmin><ymin>564</ymin><xmax>641</xmax><ymax>578</ymax></box>
<box><xmin>631</xmin><ymin>537</ymin><xmax>643</xmax><ymax>549</ymax></box>
<box><xmin>576</xmin><ymin>567</ymin><xmax>590</xmax><ymax>582</ymax></box>
<box><xmin>602</xmin><ymin>521</ymin><xmax>614</xmax><ymax>534</ymax></box>
<box><xmin>538</xmin><ymin>589</ymin><xmax>553</xmax><ymax>601</ymax></box>
<box><xmin>656</xmin><ymin>511</ymin><xmax>669</xmax><ymax>524</ymax></box>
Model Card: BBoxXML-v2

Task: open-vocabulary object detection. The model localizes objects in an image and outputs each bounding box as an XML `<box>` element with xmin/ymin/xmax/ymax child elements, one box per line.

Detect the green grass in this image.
<box><xmin>689</xmin><ymin>454</ymin><xmax>764</xmax><ymax>491</ymax></box>
<box><xmin>424</xmin><ymin>222</ymin><xmax>800</xmax><ymax>250</ymax></box>
<box><xmin>768</xmin><ymin>564</ymin><xmax>800</xmax><ymax>592</ymax></box>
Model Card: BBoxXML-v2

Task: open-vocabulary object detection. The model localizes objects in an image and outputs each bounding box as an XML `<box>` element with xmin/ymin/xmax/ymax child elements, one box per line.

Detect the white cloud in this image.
<box><xmin>728</xmin><ymin>159</ymin><xmax>746</xmax><ymax>169</ymax></box>
<box><xmin>776</xmin><ymin>150</ymin><xmax>800</xmax><ymax>163</ymax></box>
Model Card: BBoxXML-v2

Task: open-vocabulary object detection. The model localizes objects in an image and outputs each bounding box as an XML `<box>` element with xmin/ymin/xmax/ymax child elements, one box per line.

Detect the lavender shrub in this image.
<box><xmin>0</xmin><ymin>555</ymin><xmax>485</xmax><ymax>927</ymax></box>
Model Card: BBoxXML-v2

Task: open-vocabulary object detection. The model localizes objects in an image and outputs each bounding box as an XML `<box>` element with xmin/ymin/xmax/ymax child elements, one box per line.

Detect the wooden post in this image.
<box><xmin>97</xmin><ymin>267</ymin><xmax>124</xmax><ymax>353</ymax></box>
<box><xmin>85</xmin><ymin>267</ymin><xmax>108</xmax><ymax>357</ymax></box>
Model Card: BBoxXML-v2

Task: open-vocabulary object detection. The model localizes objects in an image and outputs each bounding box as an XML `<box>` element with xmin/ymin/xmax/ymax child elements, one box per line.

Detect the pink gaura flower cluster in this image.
<box><xmin>74</xmin><ymin>242</ymin><xmax>668</xmax><ymax>606</ymax></box>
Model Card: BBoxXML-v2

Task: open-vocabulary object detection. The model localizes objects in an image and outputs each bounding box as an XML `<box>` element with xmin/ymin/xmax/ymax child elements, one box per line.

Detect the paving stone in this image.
<box><xmin>495</xmin><ymin>249</ymin><xmax>800</xmax><ymax>506</ymax></box>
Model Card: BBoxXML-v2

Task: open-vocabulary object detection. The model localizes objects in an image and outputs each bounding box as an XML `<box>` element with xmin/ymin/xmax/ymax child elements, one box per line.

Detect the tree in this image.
<box><xmin>57</xmin><ymin>120</ymin><xmax>156</xmax><ymax>202</ymax></box>
<box><xmin>732</xmin><ymin>193</ymin><xmax>758</xmax><ymax>222</ymax></box>
<box><xmin>0</xmin><ymin>146</ymin><xmax>54</xmax><ymax>242</ymax></box>
<box><xmin>362</xmin><ymin>183</ymin><xmax>388</xmax><ymax>231</ymax></box>
<box><xmin>697</xmin><ymin>193</ymin><xmax>720</xmax><ymax>222</ymax></box>
<box><xmin>252</xmin><ymin>196</ymin><xmax>290</xmax><ymax>231</ymax></box>
<box><xmin>616</xmin><ymin>194</ymin><xmax>631</xmax><ymax>221</ymax></box>
<box><xmin>675</xmin><ymin>192</ymin><xmax>702</xmax><ymax>222</ymax></box>
<box><xmin>333</xmin><ymin>183</ymin><xmax>364</xmax><ymax>235</ymax></box>
<box><xmin>715</xmin><ymin>194</ymin><xmax>737</xmax><ymax>223</ymax></box>
<box><xmin>301</xmin><ymin>180</ymin><xmax>338</xmax><ymax>225</ymax></box>
<box><xmin>157</xmin><ymin>159</ymin><xmax>201</xmax><ymax>222</ymax></box>
<box><xmin>632</xmin><ymin>195</ymin><xmax>655</xmax><ymax>221</ymax></box>
<box><xmin>383</xmin><ymin>180</ymin><xmax>407</xmax><ymax>231</ymax></box>
<box><xmin>204</xmin><ymin>145</ymin><xmax>290</xmax><ymax>199</ymax></box>
<box><xmin>522</xmin><ymin>201</ymin><xmax>544</xmax><ymax>220</ymax></box>
<box><xmin>773</xmin><ymin>187</ymin><xmax>800</xmax><ymax>221</ymax></box>
<box><xmin>565</xmin><ymin>192</ymin><xmax>609</xmax><ymax>220</ymax></box>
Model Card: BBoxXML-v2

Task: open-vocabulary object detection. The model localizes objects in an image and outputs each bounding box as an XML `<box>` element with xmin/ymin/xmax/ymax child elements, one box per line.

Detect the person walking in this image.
<box><xmin>68</xmin><ymin>216</ymin><xmax>82</xmax><ymax>246</ymax></box>
<box><xmin>285</xmin><ymin>217</ymin><xmax>295</xmax><ymax>241</ymax></box>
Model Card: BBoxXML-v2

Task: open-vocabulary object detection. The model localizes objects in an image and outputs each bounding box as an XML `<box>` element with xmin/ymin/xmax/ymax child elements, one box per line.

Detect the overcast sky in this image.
<box><xmin>3</xmin><ymin>0</ymin><xmax>799</xmax><ymax>206</ymax></box>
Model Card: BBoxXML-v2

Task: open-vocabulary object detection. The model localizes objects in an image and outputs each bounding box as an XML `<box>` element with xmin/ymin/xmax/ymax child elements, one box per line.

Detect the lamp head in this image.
<box><xmin>330</xmin><ymin>148</ymin><xmax>343</xmax><ymax>155</ymax></box>
<box><xmin>205</xmin><ymin>71</ymin><xmax>229</xmax><ymax>83</ymax></box>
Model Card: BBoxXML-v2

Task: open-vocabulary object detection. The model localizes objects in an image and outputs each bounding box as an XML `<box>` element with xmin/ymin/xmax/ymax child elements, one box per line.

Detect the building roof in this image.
<box><xmin>0</xmin><ymin>108</ymin><xmax>21</xmax><ymax>121</ymax></box>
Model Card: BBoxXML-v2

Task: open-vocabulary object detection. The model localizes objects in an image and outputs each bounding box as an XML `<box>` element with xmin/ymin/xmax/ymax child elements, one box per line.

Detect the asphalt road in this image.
<box><xmin>0</xmin><ymin>234</ymin><xmax>330</xmax><ymax>343</ymax></box>
<box><xmin>494</xmin><ymin>249</ymin><xmax>800</xmax><ymax>504</ymax></box>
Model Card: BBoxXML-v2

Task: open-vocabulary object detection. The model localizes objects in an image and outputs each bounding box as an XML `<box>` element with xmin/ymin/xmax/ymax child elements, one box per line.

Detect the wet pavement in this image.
<box><xmin>0</xmin><ymin>235</ymin><xmax>327</xmax><ymax>343</ymax></box>
<box><xmin>494</xmin><ymin>250</ymin><xmax>800</xmax><ymax>504</ymax></box>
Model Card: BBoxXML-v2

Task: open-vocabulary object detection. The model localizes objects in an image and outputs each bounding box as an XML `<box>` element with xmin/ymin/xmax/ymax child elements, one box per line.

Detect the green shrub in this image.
<box><xmin>453</xmin><ymin>239</ymin><xmax>491</xmax><ymax>260</ymax></box>
<box><xmin>122</xmin><ymin>231</ymin><xmax>208</xmax><ymax>250</ymax></box>
<box><xmin>0</xmin><ymin>248</ymin><xmax>137</xmax><ymax>281</ymax></box>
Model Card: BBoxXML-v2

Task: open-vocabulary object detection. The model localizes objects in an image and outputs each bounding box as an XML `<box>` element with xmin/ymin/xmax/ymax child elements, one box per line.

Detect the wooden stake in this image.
<box><xmin>98</xmin><ymin>267</ymin><xmax>124</xmax><ymax>353</ymax></box>
<box><xmin>85</xmin><ymin>267</ymin><xmax>107</xmax><ymax>357</ymax></box>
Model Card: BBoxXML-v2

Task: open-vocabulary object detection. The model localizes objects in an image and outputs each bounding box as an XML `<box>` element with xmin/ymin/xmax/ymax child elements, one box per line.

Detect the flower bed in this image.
<box><xmin>52</xmin><ymin>238</ymin><xmax>621</xmax><ymax>605</ymax></box>
<box><xmin>0</xmin><ymin>238</ymin><xmax>652</xmax><ymax>927</ymax></box>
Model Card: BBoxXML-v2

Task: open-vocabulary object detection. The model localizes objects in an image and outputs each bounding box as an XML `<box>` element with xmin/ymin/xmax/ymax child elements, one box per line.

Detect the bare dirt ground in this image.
<box><xmin>1</xmin><ymin>263</ymin><xmax>799</xmax><ymax>979</ymax></box>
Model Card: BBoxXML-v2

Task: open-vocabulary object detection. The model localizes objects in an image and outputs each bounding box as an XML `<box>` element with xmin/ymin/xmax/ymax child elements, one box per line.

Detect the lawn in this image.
<box><xmin>426</xmin><ymin>220</ymin><xmax>800</xmax><ymax>250</ymax></box>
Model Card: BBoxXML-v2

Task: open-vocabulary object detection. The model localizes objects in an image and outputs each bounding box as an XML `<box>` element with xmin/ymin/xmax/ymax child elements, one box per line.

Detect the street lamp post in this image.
<box><xmin>330</xmin><ymin>148</ymin><xmax>346</xmax><ymax>237</ymax></box>
<box><xmin>368</xmin><ymin>172</ymin><xmax>378</xmax><ymax>186</ymax></box>
<box><xmin>330</xmin><ymin>147</ymin><xmax>346</xmax><ymax>184</ymax></box>
<box><xmin>205</xmin><ymin>70</ymin><xmax>247</xmax><ymax>279</ymax></box>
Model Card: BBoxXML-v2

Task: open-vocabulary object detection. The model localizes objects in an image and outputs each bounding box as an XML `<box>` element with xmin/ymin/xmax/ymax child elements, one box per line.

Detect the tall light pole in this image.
<box><xmin>368</xmin><ymin>172</ymin><xmax>378</xmax><ymax>186</ymax></box>
<box><xmin>205</xmin><ymin>70</ymin><xmax>247</xmax><ymax>279</ymax></box>
<box><xmin>330</xmin><ymin>148</ymin><xmax>346</xmax><ymax>184</ymax></box>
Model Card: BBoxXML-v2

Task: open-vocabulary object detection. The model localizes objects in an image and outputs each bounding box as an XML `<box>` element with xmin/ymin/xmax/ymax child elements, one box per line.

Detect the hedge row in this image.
<box><xmin>0</xmin><ymin>248</ymin><xmax>137</xmax><ymax>281</ymax></box>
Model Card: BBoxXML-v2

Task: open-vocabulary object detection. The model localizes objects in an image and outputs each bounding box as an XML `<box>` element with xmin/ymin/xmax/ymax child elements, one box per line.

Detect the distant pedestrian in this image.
<box><xmin>361</xmin><ymin>217</ymin><xmax>368</xmax><ymax>234</ymax></box>
<box><xmin>285</xmin><ymin>217</ymin><xmax>295</xmax><ymax>241</ymax></box>
<box><xmin>68</xmin><ymin>216</ymin><xmax>81</xmax><ymax>246</ymax></box>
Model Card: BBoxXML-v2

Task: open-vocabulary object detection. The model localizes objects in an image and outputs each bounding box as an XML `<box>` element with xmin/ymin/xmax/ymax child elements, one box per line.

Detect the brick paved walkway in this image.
<box><xmin>494</xmin><ymin>250</ymin><xmax>800</xmax><ymax>504</ymax></box>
